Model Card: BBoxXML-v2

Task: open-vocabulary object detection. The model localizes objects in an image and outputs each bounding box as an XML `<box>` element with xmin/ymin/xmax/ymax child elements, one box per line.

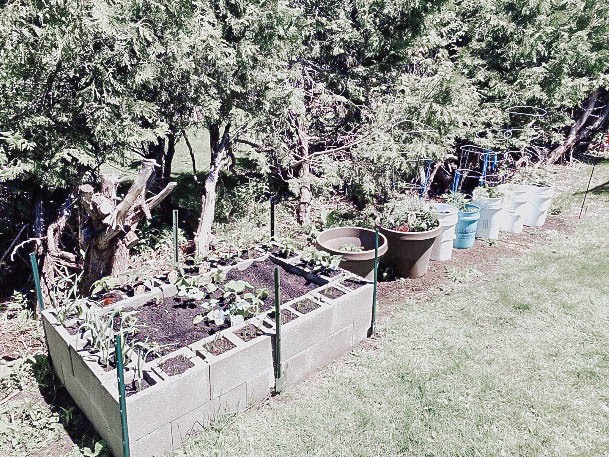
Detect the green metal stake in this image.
<box><xmin>172</xmin><ymin>209</ymin><xmax>179</xmax><ymax>264</ymax></box>
<box><xmin>270</xmin><ymin>196</ymin><xmax>275</xmax><ymax>241</ymax></box>
<box><xmin>115</xmin><ymin>334</ymin><xmax>131</xmax><ymax>457</ymax></box>
<box><xmin>29</xmin><ymin>252</ymin><xmax>44</xmax><ymax>314</ymax></box>
<box><xmin>370</xmin><ymin>227</ymin><xmax>379</xmax><ymax>336</ymax></box>
<box><xmin>273</xmin><ymin>266</ymin><xmax>285</xmax><ymax>392</ymax></box>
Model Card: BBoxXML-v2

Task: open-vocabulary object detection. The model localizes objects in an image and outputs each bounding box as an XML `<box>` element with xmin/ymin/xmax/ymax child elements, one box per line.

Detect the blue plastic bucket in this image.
<box><xmin>453</xmin><ymin>204</ymin><xmax>480</xmax><ymax>249</ymax></box>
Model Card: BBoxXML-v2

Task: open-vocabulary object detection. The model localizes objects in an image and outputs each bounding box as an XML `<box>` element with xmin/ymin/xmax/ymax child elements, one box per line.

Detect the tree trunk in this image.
<box><xmin>194</xmin><ymin>124</ymin><xmax>231</xmax><ymax>257</ymax></box>
<box><xmin>39</xmin><ymin>191</ymin><xmax>78</xmax><ymax>306</ymax></box>
<box><xmin>79</xmin><ymin>159</ymin><xmax>176</xmax><ymax>292</ymax></box>
<box><xmin>163</xmin><ymin>133</ymin><xmax>176</xmax><ymax>185</ymax></box>
<box><xmin>290</xmin><ymin>114</ymin><xmax>312</xmax><ymax>226</ymax></box>
<box><xmin>547</xmin><ymin>89</ymin><xmax>600</xmax><ymax>165</ymax></box>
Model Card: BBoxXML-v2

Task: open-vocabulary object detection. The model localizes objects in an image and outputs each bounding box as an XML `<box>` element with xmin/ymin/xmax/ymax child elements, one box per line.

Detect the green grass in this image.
<box><xmin>169</xmin><ymin>161</ymin><xmax>609</xmax><ymax>457</ymax></box>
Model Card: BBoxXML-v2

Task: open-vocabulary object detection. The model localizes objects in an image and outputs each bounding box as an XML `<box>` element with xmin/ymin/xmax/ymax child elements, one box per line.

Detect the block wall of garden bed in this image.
<box><xmin>42</xmin><ymin>256</ymin><xmax>373</xmax><ymax>457</ymax></box>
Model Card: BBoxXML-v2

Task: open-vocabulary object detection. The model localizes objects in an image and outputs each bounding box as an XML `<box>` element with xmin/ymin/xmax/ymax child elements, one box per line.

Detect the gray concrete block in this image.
<box><xmin>279</xmin><ymin>303</ymin><xmax>332</xmax><ymax>360</ymax></box>
<box><xmin>170</xmin><ymin>402</ymin><xmax>213</xmax><ymax>449</ymax></box>
<box><xmin>210</xmin><ymin>381</ymin><xmax>247</xmax><ymax>418</ymax></box>
<box><xmin>282</xmin><ymin>349</ymin><xmax>308</xmax><ymax>387</ymax></box>
<box><xmin>246</xmin><ymin>369</ymin><xmax>273</xmax><ymax>405</ymax></box>
<box><xmin>192</xmin><ymin>329</ymin><xmax>273</xmax><ymax>399</ymax></box>
<box><xmin>130</xmin><ymin>422</ymin><xmax>173</xmax><ymax>457</ymax></box>
<box><xmin>126</xmin><ymin>362</ymin><xmax>210</xmax><ymax>440</ymax></box>
<box><xmin>353</xmin><ymin>314</ymin><xmax>372</xmax><ymax>346</ymax></box>
<box><xmin>319</xmin><ymin>283</ymin><xmax>373</xmax><ymax>334</ymax></box>
<box><xmin>307</xmin><ymin>324</ymin><xmax>354</xmax><ymax>372</ymax></box>
<box><xmin>160</xmin><ymin>283</ymin><xmax>178</xmax><ymax>298</ymax></box>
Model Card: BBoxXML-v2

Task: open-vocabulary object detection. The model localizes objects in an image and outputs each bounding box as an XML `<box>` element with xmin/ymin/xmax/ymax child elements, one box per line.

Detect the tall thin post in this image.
<box><xmin>270</xmin><ymin>196</ymin><xmax>275</xmax><ymax>240</ymax></box>
<box><xmin>579</xmin><ymin>162</ymin><xmax>596</xmax><ymax>219</ymax></box>
<box><xmin>29</xmin><ymin>252</ymin><xmax>44</xmax><ymax>314</ymax></box>
<box><xmin>273</xmin><ymin>266</ymin><xmax>284</xmax><ymax>392</ymax></box>
<box><xmin>370</xmin><ymin>227</ymin><xmax>379</xmax><ymax>336</ymax></box>
<box><xmin>172</xmin><ymin>209</ymin><xmax>179</xmax><ymax>263</ymax></box>
<box><xmin>115</xmin><ymin>335</ymin><xmax>131</xmax><ymax>457</ymax></box>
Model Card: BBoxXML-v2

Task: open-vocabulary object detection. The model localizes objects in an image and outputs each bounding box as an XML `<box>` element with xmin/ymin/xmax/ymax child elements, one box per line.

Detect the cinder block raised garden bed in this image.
<box><xmin>42</xmin><ymin>253</ymin><xmax>373</xmax><ymax>457</ymax></box>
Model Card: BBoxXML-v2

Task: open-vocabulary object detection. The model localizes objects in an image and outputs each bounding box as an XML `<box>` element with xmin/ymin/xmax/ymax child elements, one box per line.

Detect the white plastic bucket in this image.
<box><xmin>473</xmin><ymin>197</ymin><xmax>504</xmax><ymax>239</ymax></box>
<box><xmin>503</xmin><ymin>209</ymin><xmax>524</xmax><ymax>233</ymax></box>
<box><xmin>498</xmin><ymin>184</ymin><xmax>528</xmax><ymax>231</ymax></box>
<box><xmin>431</xmin><ymin>203</ymin><xmax>458</xmax><ymax>261</ymax></box>
<box><xmin>522</xmin><ymin>185</ymin><xmax>554</xmax><ymax>227</ymax></box>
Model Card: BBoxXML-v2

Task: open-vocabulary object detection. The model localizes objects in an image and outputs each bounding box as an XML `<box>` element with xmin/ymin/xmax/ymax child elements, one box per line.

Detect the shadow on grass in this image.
<box><xmin>31</xmin><ymin>354</ymin><xmax>109</xmax><ymax>456</ymax></box>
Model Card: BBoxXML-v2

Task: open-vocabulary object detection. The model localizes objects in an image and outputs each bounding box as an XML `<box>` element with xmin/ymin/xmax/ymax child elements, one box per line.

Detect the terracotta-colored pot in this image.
<box><xmin>379</xmin><ymin>224</ymin><xmax>442</xmax><ymax>278</ymax></box>
<box><xmin>316</xmin><ymin>227</ymin><xmax>388</xmax><ymax>280</ymax></box>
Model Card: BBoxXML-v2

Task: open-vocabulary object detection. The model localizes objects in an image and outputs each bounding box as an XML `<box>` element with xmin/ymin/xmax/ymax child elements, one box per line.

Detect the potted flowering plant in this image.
<box><xmin>379</xmin><ymin>196</ymin><xmax>441</xmax><ymax>278</ymax></box>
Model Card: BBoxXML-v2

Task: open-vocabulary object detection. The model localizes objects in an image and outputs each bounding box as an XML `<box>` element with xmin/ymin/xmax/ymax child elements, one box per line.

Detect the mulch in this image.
<box><xmin>376</xmin><ymin>215</ymin><xmax>572</xmax><ymax>316</ymax></box>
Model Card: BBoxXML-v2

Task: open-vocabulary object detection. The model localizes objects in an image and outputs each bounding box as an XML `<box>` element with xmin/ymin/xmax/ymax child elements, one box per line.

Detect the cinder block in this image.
<box><xmin>307</xmin><ymin>324</ymin><xmax>354</xmax><ymax>372</ymax></box>
<box><xmin>130</xmin><ymin>422</ymin><xmax>173</xmax><ymax>457</ymax></box>
<box><xmin>278</xmin><ymin>304</ymin><xmax>332</xmax><ymax>360</ymax></box>
<box><xmin>246</xmin><ymin>369</ymin><xmax>273</xmax><ymax>405</ymax></box>
<box><xmin>210</xmin><ymin>382</ymin><xmax>247</xmax><ymax>418</ymax></box>
<box><xmin>353</xmin><ymin>314</ymin><xmax>372</xmax><ymax>346</ymax></box>
<box><xmin>42</xmin><ymin>314</ymin><xmax>70</xmax><ymax>385</ymax></box>
<box><xmin>170</xmin><ymin>402</ymin><xmax>213</xmax><ymax>448</ymax></box>
<box><xmin>192</xmin><ymin>329</ymin><xmax>273</xmax><ymax>399</ymax></box>
<box><xmin>317</xmin><ymin>283</ymin><xmax>373</xmax><ymax>334</ymax></box>
<box><xmin>282</xmin><ymin>350</ymin><xmax>308</xmax><ymax>387</ymax></box>
<box><xmin>127</xmin><ymin>362</ymin><xmax>210</xmax><ymax>440</ymax></box>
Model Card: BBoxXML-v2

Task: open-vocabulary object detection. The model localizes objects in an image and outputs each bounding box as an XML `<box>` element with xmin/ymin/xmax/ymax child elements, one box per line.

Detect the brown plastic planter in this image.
<box><xmin>316</xmin><ymin>227</ymin><xmax>388</xmax><ymax>280</ymax></box>
<box><xmin>379</xmin><ymin>225</ymin><xmax>442</xmax><ymax>278</ymax></box>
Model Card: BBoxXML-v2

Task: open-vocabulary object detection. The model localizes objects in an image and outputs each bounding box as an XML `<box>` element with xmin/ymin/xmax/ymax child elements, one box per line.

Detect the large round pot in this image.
<box><xmin>522</xmin><ymin>185</ymin><xmax>554</xmax><ymax>227</ymax></box>
<box><xmin>472</xmin><ymin>196</ymin><xmax>504</xmax><ymax>240</ymax></box>
<box><xmin>453</xmin><ymin>204</ymin><xmax>480</xmax><ymax>249</ymax></box>
<box><xmin>431</xmin><ymin>203</ymin><xmax>458</xmax><ymax>262</ymax></box>
<box><xmin>379</xmin><ymin>224</ymin><xmax>442</xmax><ymax>278</ymax></box>
<box><xmin>316</xmin><ymin>227</ymin><xmax>388</xmax><ymax>280</ymax></box>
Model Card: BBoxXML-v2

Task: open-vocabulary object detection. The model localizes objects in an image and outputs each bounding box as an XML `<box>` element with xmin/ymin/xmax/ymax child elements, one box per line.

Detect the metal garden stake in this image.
<box><xmin>172</xmin><ymin>209</ymin><xmax>179</xmax><ymax>263</ymax></box>
<box><xmin>29</xmin><ymin>252</ymin><xmax>44</xmax><ymax>314</ymax></box>
<box><xmin>270</xmin><ymin>196</ymin><xmax>275</xmax><ymax>240</ymax></box>
<box><xmin>115</xmin><ymin>334</ymin><xmax>131</xmax><ymax>457</ymax></box>
<box><xmin>370</xmin><ymin>227</ymin><xmax>379</xmax><ymax>336</ymax></box>
<box><xmin>274</xmin><ymin>266</ymin><xmax>285</xmax><ymax>392</ymax></box>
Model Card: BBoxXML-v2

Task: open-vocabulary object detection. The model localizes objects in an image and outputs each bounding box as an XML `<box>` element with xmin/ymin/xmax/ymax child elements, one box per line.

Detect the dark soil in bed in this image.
<box><xmin>225</xmin><ymin>258</ymin><xmax>323</xmax><ymax>311</ymax></box>
<box><xmin>125</xmin><ymin>296</ymin><xmax>228</xmax><ymax>357</ymax></box>
<box><xmin>234</xmin><ymin>324</ymin><xmax>264</xmax><ymax>342</ymax></box>
<box><xmin>267</xmin><ymin>308</ymin><xmax>298</xmax><ymax>324</ymax></box>
<box><xmin>159</xmin><ymin>355</ymin><xmax>195</xmax><ymax>376</ymax></box>
<box><xmin>319</xmin><ymin>286</ymin><xmax>346</xmax><ymax>300</ymax></box>
<box><xmin>291</xmin><ymin>298</ymin><xmax>321</xmax><ymax>314</ymax></box>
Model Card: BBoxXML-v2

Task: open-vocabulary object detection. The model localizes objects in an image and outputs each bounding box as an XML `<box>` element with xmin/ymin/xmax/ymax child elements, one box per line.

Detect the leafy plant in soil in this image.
<box><xmin>338</xmin><ymin>243</ymin><xmax>365</xmax><ymax>252</ymax></box>
<box><xmin>512</xmin><ymin>166</ymin><xmax>554</xmax><ymax>187</ymax></box>
<box><xmin>300</xmin><ymin>246</ymin><xmax>342</xmax><ymax>274</ymax></box>
<box><xmin>443</xmin><ymin>192</ymin><xmax>475</xmax><ymax>212</ymax></box>
<box><xmin>192</xmin><ymin>279</ymin><xmax>268</xmax><ymax>327</ymax></box>
<box><xmin>381</xmin><ymin>195</ymin><xmax>439</xmax><ymax>232</ymax></box>
<box><xmin>90</xmin><ymin>270</ymin><xmax>164</xmax><ymax>298</ymax></box>
<box><xmin>274</xmin><ymin>237</ymin><xmax>298</xmax><ymax>258</ymax></box>
<box><xmin>473</xmin><ymin>185</ymin><xmax>504</xmax><ymax>199</ymax></box>
<box><xmin>77</xmin><ymin>306</ymin><xmax>138</xmax><ymax>367</ymax></box>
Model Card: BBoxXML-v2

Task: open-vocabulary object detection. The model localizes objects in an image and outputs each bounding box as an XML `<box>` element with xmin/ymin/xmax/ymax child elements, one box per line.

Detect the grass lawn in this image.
<box><xmin>170</xmin><ymin>159</ymin><xmax>609</xmax><ymax>456</ymax></box>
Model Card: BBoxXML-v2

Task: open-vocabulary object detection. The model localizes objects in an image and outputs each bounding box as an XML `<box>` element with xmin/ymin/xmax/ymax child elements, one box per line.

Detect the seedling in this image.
<box><xmin>338</xmin><ymin>243</ymin><xmax>364</xmax><ymax>253</ymax></box>
<box><xmin>443</xmin><ymin>192</ymin><xmax>475</xmax><ymax>212</ymax></box>
<box><xmin>300</xmin><ymin>246</ymin><xmax>342</xmax><ymax>273</ymax></box>
<box><xmin>473</xmin><ymin>185</ymin><xmax>504</xmax><ymax>199</ymax></box>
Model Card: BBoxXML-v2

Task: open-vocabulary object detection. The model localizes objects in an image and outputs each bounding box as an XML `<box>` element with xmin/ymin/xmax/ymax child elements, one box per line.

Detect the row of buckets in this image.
<box><xmin>431</xmin><ymin>184</ymin><xmax>554</xmax><ymax>261</ymax></box>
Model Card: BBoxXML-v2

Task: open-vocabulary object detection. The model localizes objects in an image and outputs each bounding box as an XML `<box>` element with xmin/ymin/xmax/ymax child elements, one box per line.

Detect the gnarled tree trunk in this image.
<box><xmin>79</xmin><ymin>159</ymin><xmax>176</xmax><ymax>292</ymax></box>
<box><xmin>195</xmin><ymin>124</ymin><xmax>231</xmax><ymax>257</ymax></box>
<box><xmin>547</xmin><ymin>89</ymin><xmax>600</xmax><ymax>165</ymax></box>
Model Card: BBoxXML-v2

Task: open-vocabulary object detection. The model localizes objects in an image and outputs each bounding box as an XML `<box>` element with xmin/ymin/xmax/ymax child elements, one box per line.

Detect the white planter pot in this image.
<box><xmin>503</xmin><ymin>210</ymin><xmax>524</xmax><ymax>233</ymax></box>
<box><xmin>497</xmin><ymin>184</ymin><xmax>528</xmax><ymax>231</ymax></box>
<box><xmin>522</xmin><ymin>185</ymin><xmax>554</xmax><ymax>227</ymax></box>
<box><xmin>472</xmin><ymin>196</ymin><xmax>504</xmax><ymax>239</ymax></box>
<box><xmin>431</xmin><ymin>203</ymin><xmax>458</xmax><ymax>261</ymax></box>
